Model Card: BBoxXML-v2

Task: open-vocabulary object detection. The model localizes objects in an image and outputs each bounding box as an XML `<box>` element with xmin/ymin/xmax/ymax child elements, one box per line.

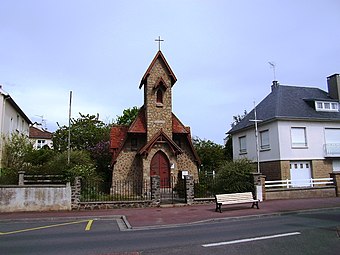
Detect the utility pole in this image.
<box><xmin>67</xmin><ymin>91</ymin><xmax>72</xmax><ymax>165</ymax></box>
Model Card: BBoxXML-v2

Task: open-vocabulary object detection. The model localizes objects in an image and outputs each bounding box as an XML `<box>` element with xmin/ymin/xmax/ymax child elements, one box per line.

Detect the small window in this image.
<box><xmin>260</xmin><ymin>130</ymin><xmax>270</xmax><ymax>150</ymax></box>
<box><xmin>291</xmin><ymin>127</ymin><xmax>307</xmax><ymax>148</ymax></box>
<box><xmin>131</xmin><ymin>138</ymin><xmax>138</xmax><ymax>151</ymax></box>
<box><xmin>239</xmin><ymin>136</ymin><xmax>247</xmax><ymax>154</ymax></box>
<box><xmin>333</xmin><ymin>160</ymin><xmax>340</xmax><ymax>172</ymax></box>
<box><xmin>315</xmin><ymin>101</ymin><xmax>339</xmax><ymax>112</ymax></box>
<box><xmin>37</xmin><ymin>140</ymin><xmax>45</xmax><ymax>149</ymax></box>
<box><xmin>174</xmin><ymin>137</ymin><xmax>181</xmax><ymax>148</ymax></box>
<box><xmin>156</xmin><ymin>89</ymin><xmax>163</xmax><ymax>104</ymax></box>
<box><xmin>316</xmin><ymin>102</ymin><xmax>323</xmax><ymax>109</ymax></box>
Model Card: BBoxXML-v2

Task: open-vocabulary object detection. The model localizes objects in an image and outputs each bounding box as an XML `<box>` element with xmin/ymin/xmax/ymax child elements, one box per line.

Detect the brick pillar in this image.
<box><xmin>185</xmin><ymin>175</ymin><xmax>194</xmax><ymax>205</ymax></box>
<box><xmin>18</xmin><ymin>171</ymin><xmax>25</xmax><ymax>185</ymax></box>
<box><xmin>71</xmin><ymin>177</ymin><xmax>82</xmax><ymax>210</ymax></box>
<box><xmin>330</xmin><ymin>173</ymin><xmax>340</xmax><ymax>197</ymax></box>
<box><xmin>151</xmin><ymin>176</ymin><xmax>160</xmax><ymax>206</ymax></box>
<box><xmin>252</xmin><ymin>173</ymin><xmax>266</xmax><ymax>201</ymax></box>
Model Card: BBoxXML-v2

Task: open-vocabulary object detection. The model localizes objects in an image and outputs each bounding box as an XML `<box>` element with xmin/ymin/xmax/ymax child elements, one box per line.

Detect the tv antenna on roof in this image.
<box><xmin>35</xmin><ymin>115</ymin><xmax>47</xmax><ymax>130</ymax></box>
<box><xmin>268</xmin><ymin>61</ymin><xmax>276</xmax><ymax>81</ymax></box>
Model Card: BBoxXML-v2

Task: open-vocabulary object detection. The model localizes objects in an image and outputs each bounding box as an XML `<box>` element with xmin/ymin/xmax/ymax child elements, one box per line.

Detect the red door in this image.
<box><xmin>150</xmin><ymin>151</ymin><xmax>170</xmax><ymax>188</ymax></box>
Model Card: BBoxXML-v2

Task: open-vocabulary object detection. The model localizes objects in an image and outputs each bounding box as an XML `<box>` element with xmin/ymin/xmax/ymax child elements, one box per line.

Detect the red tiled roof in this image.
<box><xmin>110</xmin><ymin>108</ymin><xmax>200</xmax><ymax>165</ymax></box>
<box><xmin>172</xmin><ymin>114</ymin><xmax>189</xmax><ymax>134</ymax></box>
<box><xmin>128</xmin><ymin>106</ymin><xmax>147</xmax><ymax>133</ymax></box>
<box><xmin>29</xmin><ymin>126</ymin><xmax>53</xmax><ymax>139</ymax></box>
<box><xmin>110</xmin><ymin>125</ymin><xmax>128</xmax><ymax>149</ymax></box>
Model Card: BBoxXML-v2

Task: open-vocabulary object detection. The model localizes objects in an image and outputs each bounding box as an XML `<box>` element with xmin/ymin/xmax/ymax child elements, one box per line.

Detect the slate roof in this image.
<box><xmin>228</xmin><ymin>84</ymin><xmax>340</xmax><ymax>134</ymax></box>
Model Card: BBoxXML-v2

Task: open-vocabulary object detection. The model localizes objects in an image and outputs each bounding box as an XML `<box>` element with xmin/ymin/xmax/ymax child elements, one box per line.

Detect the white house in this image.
<box><xmin>29</xmin><ymin>124</ymin><xmax>53</xmax><ymax>149</ymax></box>
<box><xmin>0</xmin><ymin>86</ymin><xmax>32</xmax><ymax>165</ymax></box>
<box><xmin>227</xmin><ymin>74</ymin><xmax>340</xmax><ymax>186</ymax></box>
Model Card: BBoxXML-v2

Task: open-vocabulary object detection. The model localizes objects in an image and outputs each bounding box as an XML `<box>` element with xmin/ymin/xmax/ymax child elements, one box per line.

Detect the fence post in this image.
<box><xmin>252</xmin><ymin>173</ymin><xmax>266</xmax><ymax>201</ymax></box>
<box><xmin>185</xmin><ymin>175</ymin><xmax>194</xmax><ymax>205</ymax></box>
<box><xmin>151</xmin><ymin>176</ymin><xmax>160</xmax><ymax>206</ymax></box>
<box><xmin>71</xmin><ymin>176</ymin><xmax>82</xmax><ymax>210</ymax></box>
<box><xmin>18</xmin><ymin>171</ymin><xmax>25</xmax><ymax>185</ymax></box>
<box><xmin>330</xmin><ymin>173</ymin><xmax>340</xmax><ymax>197</ymax></box>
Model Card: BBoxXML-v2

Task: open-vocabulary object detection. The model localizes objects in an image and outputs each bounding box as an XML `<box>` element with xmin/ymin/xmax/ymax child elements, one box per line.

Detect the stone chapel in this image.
<box><xmin>110</xmin><ymin>50</ymin><xmax>200</xmax><ymax>187</ymax></box>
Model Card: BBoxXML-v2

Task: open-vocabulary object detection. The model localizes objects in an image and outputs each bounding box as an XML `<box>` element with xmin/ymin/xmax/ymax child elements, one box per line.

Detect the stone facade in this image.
<box><xmin>144</xmin><ymin>58</ymin><xmax>173</xmax><ymax>141</ymax></box>
<box><xmin>260</xmin><ymin>159</ymin><xmax>332</xmax><ymax>181</ymax></box>
<box><xmin>110</xmin><ymin>51</ymin><xmax>199</xmax><ymax>193</ymax></box>
<box><xmin>311</xmin><ymin>159</ymin><xmax>333</xmax><ymax>179</ymax></box>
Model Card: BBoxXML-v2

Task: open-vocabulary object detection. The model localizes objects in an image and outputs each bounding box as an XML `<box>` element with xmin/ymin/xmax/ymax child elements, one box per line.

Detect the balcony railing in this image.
<box><xmin>324</xmin><ymin>143</ymin><xmax>340</xmax><ymax>157</ymax></box>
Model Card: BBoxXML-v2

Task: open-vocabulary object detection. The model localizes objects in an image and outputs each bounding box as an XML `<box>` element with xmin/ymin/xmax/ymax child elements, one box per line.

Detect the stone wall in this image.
<box><xmin>145</xmin><ymin>58</ymin><xmax>173</xmax><ymax>141</ymax></box>
<box><xmin>177</xmin><ymin>141</ymin><xmax>199</xmax><ymax>180</ymax></box>
<box><xmin>260</xmin><ymin>161</ymin><xmax>282</xmax><ymax>180</ymax></box>
<box><xmin>260</xmin><ymin>159</ymin><xmax>332</xmax><ymax>181</ymax></box>
<box><xmin>266</xmin><ymin>187</ymin><xmax>336</xmax><ymax>200</ymax></box>
<box><xmin>112</xmin><ymin>145</ymin><xmax>143</xmax><ymax>182</ymax></box>
<box><xmin>312</xmin><ymin>159</ymin><xmax>333</xmax><ymax>179</ymax></box>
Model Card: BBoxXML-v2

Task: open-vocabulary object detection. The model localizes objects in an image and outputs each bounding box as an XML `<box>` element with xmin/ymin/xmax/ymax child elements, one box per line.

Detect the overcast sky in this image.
<box><xmin>1</xmin><ymin>0</ymin><xmax>339</xmax><ymax>144</ymax></box>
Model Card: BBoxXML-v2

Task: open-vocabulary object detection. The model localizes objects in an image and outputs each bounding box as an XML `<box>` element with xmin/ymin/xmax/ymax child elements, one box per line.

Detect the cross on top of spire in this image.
<box><xmin>155</xmin><ymin>36</ymin><xmax>164</xmax><ymax>51</ymax></box>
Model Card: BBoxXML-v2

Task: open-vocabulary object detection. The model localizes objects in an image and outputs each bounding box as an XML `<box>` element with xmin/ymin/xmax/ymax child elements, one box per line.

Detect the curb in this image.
<box><xmin>124</xmin><ymin>206</ymin><xmax>340</xmax><ymax>231</ymax></box>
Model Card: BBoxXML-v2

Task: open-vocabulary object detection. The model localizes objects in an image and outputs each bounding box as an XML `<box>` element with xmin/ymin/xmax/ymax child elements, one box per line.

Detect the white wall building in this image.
<box><xmin>0</xmin><ymin>86</ymin><xmax>32</xmax><ymax>165</ymax></box>
<box><xmin>227</xmin><ymin>74</ymin><xmax>340</xmax><ymax>186</ymax></box>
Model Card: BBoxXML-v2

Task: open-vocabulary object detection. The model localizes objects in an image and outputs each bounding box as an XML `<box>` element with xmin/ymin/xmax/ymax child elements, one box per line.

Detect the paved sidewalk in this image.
<box><xmin>1</xmin><ymin>197</ymin><xmax>340</xmax><ymax>228</ymax></box>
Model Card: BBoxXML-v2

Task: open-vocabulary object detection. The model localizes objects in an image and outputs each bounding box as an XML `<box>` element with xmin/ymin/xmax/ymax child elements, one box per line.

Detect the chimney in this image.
<box><xmin>327</xmin><ymin>74</ymin><xmax>340</xmax><ymax>101</ymax></box>
<box><xmin>271</xmin><ymin>80</ymin><xmax>279</xmax><ymax>91</ymax></box>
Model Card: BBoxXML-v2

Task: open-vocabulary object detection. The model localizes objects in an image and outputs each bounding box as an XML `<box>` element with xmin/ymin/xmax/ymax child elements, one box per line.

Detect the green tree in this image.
<box><xmin>192</xmin><ymin>137</ymin><xmax>226</xmax><ymax>174</ymax></box>
<box><xmin>53</xmin><ymin>113</ymin><xmax>112</xmax><ymax>181</ymax></box>
<box><xmin>53</xmin><ymin>113</ymin><xmax>110</xmax><ymax>152</ymax></box>
<box><xmin>214</xmin><ymin>159</ymin><xmax>255</xmax><ymax>194</ymax></box>
<box><xmin>1</xmin><ymin>133</ymin><xmax>33</xmax><ymax>171</ymax></box>
<box><xmin>46</xmin><ymin>150</ymin><xmax>99</xmax><ymax>182</ymax></box>
<box><xmin>115</xmin><ymin>106</ymin><xmax>139</xmax><ymax>126</ymax></box>
<box><xmin>0</xmin><ymin>133</ymin><xmax>34</xmax><ymax>184</ymax></box>
<box><xmin>223</xmin><ymin>134</ymin><xmax>233</xmax><ymax>161</ymax></box>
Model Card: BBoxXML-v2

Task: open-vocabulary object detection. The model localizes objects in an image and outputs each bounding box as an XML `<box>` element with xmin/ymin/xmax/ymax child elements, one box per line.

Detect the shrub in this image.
<box><xmin>214</xmin><ymin>159</ymin><xmax>255</xmax><ymax>194</ymax></box>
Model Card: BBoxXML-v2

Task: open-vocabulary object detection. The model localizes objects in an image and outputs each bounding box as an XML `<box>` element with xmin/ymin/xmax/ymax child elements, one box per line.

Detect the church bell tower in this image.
<box><xmin>139</xmin><ymin>50</ymin><xmax>177</xmax><ymax>142</ymax></box>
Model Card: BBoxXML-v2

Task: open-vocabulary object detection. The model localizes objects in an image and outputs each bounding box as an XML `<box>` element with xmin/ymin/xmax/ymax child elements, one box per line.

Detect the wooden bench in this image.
<box><xmin>215</xmin><ymin>192</ymin><xmax>259</xmax><ymax>213</ymax></box>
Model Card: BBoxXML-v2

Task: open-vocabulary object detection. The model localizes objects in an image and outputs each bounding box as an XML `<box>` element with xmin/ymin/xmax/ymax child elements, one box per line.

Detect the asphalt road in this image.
<box><xmin>1</xmin><ymin>209</ymin><xmax>340</xmax><ymax>255</ymax></box>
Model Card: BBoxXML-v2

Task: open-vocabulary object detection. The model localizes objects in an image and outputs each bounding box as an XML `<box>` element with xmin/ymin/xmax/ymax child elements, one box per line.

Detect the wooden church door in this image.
<box><xmin>150</xmin><ymin>151</ymin><xmax>170</xmax><ymax>188</ymax></box>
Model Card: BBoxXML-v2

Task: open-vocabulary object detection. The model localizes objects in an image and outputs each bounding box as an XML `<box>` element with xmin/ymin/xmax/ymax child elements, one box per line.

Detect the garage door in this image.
<box><xmin>290</xmin><ymin>161</ymin><xmax>312</xmax><ymax>187</ymax></box>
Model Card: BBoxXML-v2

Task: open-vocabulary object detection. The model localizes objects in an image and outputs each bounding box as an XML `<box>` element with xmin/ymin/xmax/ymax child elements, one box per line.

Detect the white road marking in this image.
<box><xmin>202</xmin><ymin>232</ymin><xmax>301</xmax><ymax>247</ymax></box>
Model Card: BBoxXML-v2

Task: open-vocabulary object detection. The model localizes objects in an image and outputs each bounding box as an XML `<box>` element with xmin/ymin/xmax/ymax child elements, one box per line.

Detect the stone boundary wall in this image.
<box><xmin>76</xmin><ymin>201</ymin><xmax>154</xmax><ymax>210</ymax></box>
<box><xmin>0</xmin><ymin>184</ymin><xmax>71</xmax><ymax>212</ymax></box>
<box><xmin>265</xmin><ymin>186</ymin><xmax>336</xmax><ymax>200</ymax></box>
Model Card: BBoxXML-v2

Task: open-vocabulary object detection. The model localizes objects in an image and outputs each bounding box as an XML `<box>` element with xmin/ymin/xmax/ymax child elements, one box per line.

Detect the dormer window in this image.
<box><xmin>315</xmin><ymin>101</ymin><xmax>339</xmax><ymax>112</ymax></box>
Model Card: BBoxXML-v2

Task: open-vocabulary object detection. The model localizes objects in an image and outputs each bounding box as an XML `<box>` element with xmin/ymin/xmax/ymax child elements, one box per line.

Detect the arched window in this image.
<box><xmin>156</xmin><ymin>89</ymin><xmax>163</xmax><ymax>104</ymax></box>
